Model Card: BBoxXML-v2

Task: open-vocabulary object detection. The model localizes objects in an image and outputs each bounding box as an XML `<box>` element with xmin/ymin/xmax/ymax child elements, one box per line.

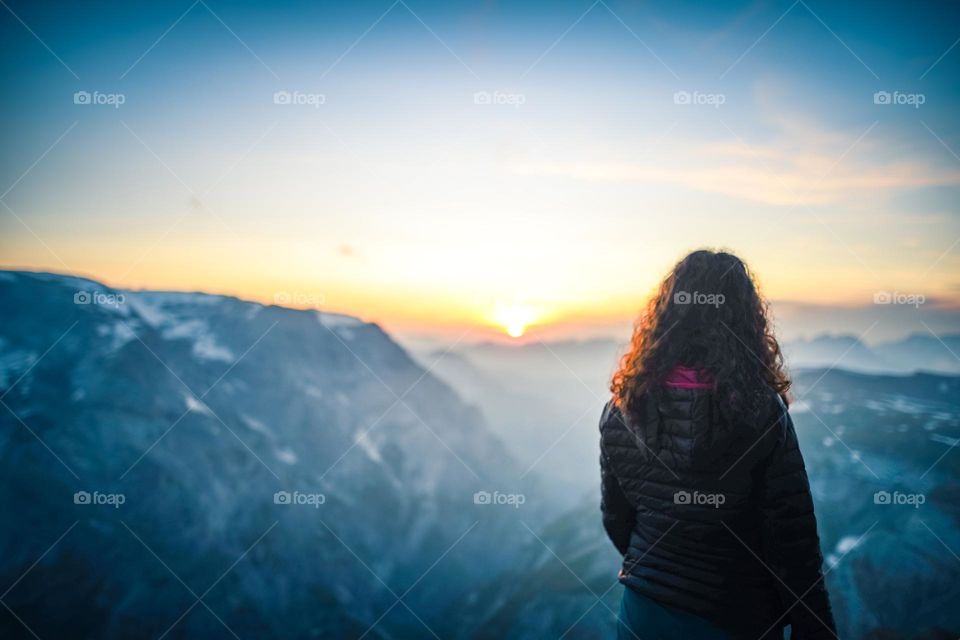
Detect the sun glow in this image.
<box><xmin>492</xmin><ymin>301</ymin><xmax>539</xmax><ymax>338</ymax></box>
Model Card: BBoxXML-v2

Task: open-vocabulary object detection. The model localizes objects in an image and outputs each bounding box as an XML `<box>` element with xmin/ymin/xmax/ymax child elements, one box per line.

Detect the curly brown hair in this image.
<box><xmin>611</xmin><ymin>249</ymin><xmax>790</xmax><ymax>424</ymax></box>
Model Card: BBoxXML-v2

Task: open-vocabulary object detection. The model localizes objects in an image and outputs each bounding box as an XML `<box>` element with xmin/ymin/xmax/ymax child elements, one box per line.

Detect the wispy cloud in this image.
<box><xmin>508</xmin><ymin>113</ymin><xmax>960</xmax><ymax>207</ymax></box>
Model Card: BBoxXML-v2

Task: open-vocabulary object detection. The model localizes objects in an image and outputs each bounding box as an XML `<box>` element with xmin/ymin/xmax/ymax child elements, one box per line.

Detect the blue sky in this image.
<box><xmin>2</xmin><ymin>0</ymin><xmax>959</xmax><ymax>340</ymax></box>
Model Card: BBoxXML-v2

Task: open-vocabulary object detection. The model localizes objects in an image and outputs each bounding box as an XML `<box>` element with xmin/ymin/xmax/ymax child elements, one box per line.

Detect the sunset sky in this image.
<box><xmin>2</xmin><ymin>0</ymin><xmax>959</xmax><ymax>342</ymax></box>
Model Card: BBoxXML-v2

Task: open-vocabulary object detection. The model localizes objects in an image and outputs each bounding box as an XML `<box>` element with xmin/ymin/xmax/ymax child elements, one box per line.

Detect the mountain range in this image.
<box><xmin>1</xmin><ymin>270</ymin><xmax>958</xmax><ymax>639</ymax></box>
<box><xmin>0</xmin><ymin>270</ymin><xmax>542</xmax><ymax>639</ymax></box>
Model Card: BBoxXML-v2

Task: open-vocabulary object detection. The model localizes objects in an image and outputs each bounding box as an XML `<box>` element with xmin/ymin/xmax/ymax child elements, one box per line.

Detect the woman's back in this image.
<box><xmin>600</xmin><ymin>250</ymin><xmax>836</xmax><ymax>639</ymax></box>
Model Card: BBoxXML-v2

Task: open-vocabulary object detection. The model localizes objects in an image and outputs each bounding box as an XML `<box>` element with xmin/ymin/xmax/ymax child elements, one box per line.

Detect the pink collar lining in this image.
<box><xmin>664</xmin><ymin>365</ymin><xmax>715</xmax><ymax>390</ymax></box>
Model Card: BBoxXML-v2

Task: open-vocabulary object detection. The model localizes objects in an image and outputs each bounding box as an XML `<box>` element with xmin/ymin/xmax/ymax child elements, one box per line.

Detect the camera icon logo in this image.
<box><xmin>473</xmin><ymin>490</ymin><xmax>492</xmax><ymax>505</ymax></box>
<box><xmin>473</xmin><ymin>91</ymin><xmax>492</xmax><ymax>105</ymax></box>
<box><xmin>74</xmin><ymin>291</ymin><xmax>92</xmax><ymax>304</ymax></box>
<box><xmin>73</xmin><ymin>91</ymin><xmax>91</xmax><ymax>105</ymax></box>
<box><xmin>273</xmin><ymin>491</ymin><xmax>292</xmax><ymax>505</ymax></box>
<box><xmin>74</xmin><ymin>491</ymin><xmax>91</xmax><ymax>504</ymax></box>
<box><xmin>273</xmin><ymin>91</ymin><xmax>292</xmax><ymax>105</ymax></box>
<box><xmin>673</xmin><ymin>490</ymin><xmax>691</xmax><ymax>505</ymax></box>
<box><xmin>673</xmin><ymin>291</ymin><xmax>692</xmax><ymax>305</ymax></box>
<box><xmin>873</xmin><ymin>291</ymin><xmax>891</xmax><ymax>304</ymax></box>
<box><xmin>873</xmin><ymin>91</ymin><xmax>891</xmax><ymax>105</ymax></box>
<box><xmin>673</xmin><ymin>91</ymin><xmax>691</xmax><ymax>105</ymax></box>
<box><xmin>873</xmin><ymin>490</ymin><xmax>891</xmax><ymax>505</ymax></box>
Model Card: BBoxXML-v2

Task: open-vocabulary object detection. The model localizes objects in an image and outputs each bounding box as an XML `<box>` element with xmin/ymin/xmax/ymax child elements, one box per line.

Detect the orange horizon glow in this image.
<box><xmin>4</xmin><ymin>261</ymin><xmax>958</xmax><ymax>348</ymax></box>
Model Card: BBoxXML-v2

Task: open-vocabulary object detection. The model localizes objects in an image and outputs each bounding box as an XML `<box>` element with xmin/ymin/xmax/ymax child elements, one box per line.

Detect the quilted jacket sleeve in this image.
<box><xmin>599</xmin><ymin>402</ymin><xmax>636</xmax><ymax>556</ymax></box>
<box><xmin>758</xmin><ymin>405</ymin><xmax>837</xmax><ymax>639</ymax></box>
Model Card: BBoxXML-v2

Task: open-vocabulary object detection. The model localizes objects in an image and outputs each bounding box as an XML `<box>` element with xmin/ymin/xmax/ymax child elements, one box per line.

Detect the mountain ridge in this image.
<box><xmin>0</xmin><ymin>269</ymin><xmax>545</xmax><ymax>639</ymax></box>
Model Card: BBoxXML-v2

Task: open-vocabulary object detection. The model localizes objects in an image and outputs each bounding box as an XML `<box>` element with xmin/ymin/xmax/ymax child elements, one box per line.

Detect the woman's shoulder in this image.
<box><xmin>599</xmin><ymin>398</ymin><xmax>639</xmax><ymax>437</ymax></box>
<box><xmin>599</xmin><ymin>399</ymin><xmax>621</xmax><ymax>432</ymax></box>
<box><xmin>743</xmin><ymin>385</ymin><xmax>788</xmax><ymax>422</ymax></box>
<box><xmin>738</xmin><ymin>387</ymin><xmax>792</xmax><ymax>450</ymax></box>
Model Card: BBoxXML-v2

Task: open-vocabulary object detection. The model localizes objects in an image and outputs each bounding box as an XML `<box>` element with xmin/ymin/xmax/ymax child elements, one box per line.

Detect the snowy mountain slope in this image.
<box><xmin>0</xmin><ymin>270</ymin><xmax>541</xmax><ymax>640</ymax></box>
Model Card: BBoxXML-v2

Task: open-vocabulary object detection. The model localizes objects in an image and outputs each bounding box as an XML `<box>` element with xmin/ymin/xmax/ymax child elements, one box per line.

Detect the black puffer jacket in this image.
<box><xmin>600</xmin><ymin>386</ymin><xmax>836</xmax><ymax>639</ymax></box>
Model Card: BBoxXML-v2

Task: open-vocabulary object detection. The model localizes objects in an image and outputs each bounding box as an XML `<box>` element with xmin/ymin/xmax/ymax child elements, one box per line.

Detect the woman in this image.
<box><xmin>600</xmin><ymin>250</ymin><xmax>836</xmax><ymax>640</ymax></box>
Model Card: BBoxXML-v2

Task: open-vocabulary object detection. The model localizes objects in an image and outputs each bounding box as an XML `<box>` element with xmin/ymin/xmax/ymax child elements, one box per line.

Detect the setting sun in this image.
<box><xmin>492</xmin><ymin>301</ymin><xmax>539</xmax><ymax>338</ymax></box>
